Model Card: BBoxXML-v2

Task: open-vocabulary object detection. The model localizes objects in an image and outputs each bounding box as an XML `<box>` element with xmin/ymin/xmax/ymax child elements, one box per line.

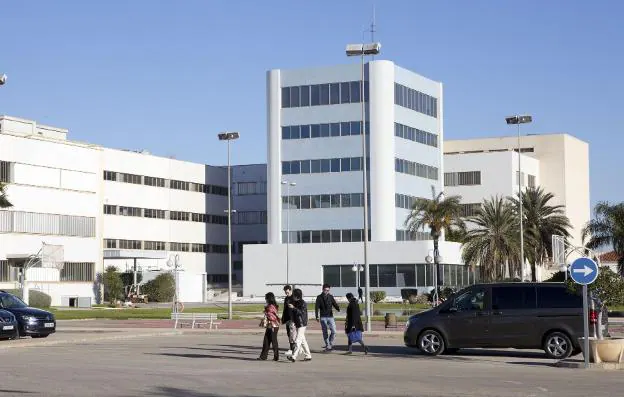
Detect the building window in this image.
<box><xmin>144</xmin><ymin>208</ymin><xmax>166</xmax><ymax>219</ymax></box>
<box><xmin>281</xmin><ymin>81</ymin><xmax>368</xmax><ymax>109</ymax></box>
<box><xmin>395</xmin><ymin>193</ymin><xmax>427</xmax><ymax>210</ymax></box>
<box><xmin>103</xmin><ymin>205</ymin><xmax>117</xmax><ymax>215</ymax></box>
<box><xmin>103</xmin><ymin>170</ymin><xmax>117</xmax><ymax>182</ymax></box>
<box><xmin>283</xmin><ymin>156</ymin><xmax>369</xmax><ymax>175</ymax></box>
<box><xmin>169</xmin><ymin>242</ymin><xmax>190</xmax><ymax>252</ymax></box>
<box><xmin>516</xmin><ymin>171</ymin><xmax>525</xmax><ymax>186</ymax></box>
<box><xmin>282</xmin><ymin>121</ymin><xmax>369</xmax><ymax>141</ymax></box>
<box><xmin>282</xmin><ymin>229</ymin><xmax>368</xmax><ymax>243</ymax></box>
<box><xmin>120</xmin><ymin>173</ymin><xmax>142</xmax><ymax>184</ymax></box>
<box><xmin>394</xmin><ymin>83</ymin><xmax>438</xmax><ymax>118</ymax></box>
<box><xmin>192</xmin><ymin>243</ymin><xmax>207</xmax><ymax>253</ymax></box>
<box><xmin>104</xmin><ymin>239</ymin><xmax>117</xmax><ymax>249</ymax></box>
<box><xmin>236</xmin><ymin>181</ymin><xmax>267</xmax><ymax>195</ymax></box>
<box><xmin>144</xmin><ymin>241</ymin><xmax>166</xmax><ymax>251</ymax></box>
<box><xmin>60</xmin><ymin>262</ymin><xmax>95</xmax><ymax>282</ymax></box>
<box><xmin>395</xmin><ymin>158</ymin><xmax>439</xmax><ymax>180</ymax></box>
<box><xmin>0</xmin><ymin>161</ymin><xmax>13</xmax><ymax>183</ymax></box>
<box><xmin>444</xmin><ymin>171</ymin><xmax>481</xmax><ymax>186</ymax></box>
<box><xmin>234</xmin><ymin>211</ymin><xmax>267</xmax><ymax>225</ymax></box>
<box><xmin>460</xmin><ymin>203</ymin><xmax>481</xmax><ymax>217</ymax></box>
<box><xmin>0</xmin><ymin>211</ymin><xmax>95</xmax><ymax>237</ymax></box>
<box><xmin>528</xmin><ymin>174</ymin><xmax>536</xmax><ymax>188</ymax></box>
<box><xmin>119</xmin><ymin>206</ymin><xmax>142</xmax><ymax>217</ymax></box>
<box><xmin>144</xmin><ymin>176</ymin><xmax>165</xmax><ymax>187</ymax></box>
<box><xmin>119</xmin><ymin>239</ymin><xmax>142</xmax><ymax>250</ymax></box>
<box><xmin>394</xmin><ymin>123</ymin><xmax>438</xmax><ymax>147</ymax></box>
<box><xmin>170</xmin><ymin>180</ymin><xmax>190</xmax><ymax>191</ymax></box>
<box><xmin>396</xmin><ymin>230</ymin><xmax>431</xmax><ymax>241</ymax></box>
<box><xmin>170</xmin><ymin>211</ymin><xmax>190</xmax><ymax>221</ymax></box>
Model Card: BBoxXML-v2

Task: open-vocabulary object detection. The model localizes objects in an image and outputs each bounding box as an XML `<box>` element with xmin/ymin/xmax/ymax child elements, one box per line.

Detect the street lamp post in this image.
<box><xmin>218</xmin><ymin>131</ymin><xmax>240</xmax><ymax>320</ymax></box>
<box><xmin>281</xmin><ymin>180</ymin><xmax>296</xmax><ymax>284</ymax></box>
<box><xmin>351</xmin><ymin>263</ymin><xmax>363</xmax><ymax>291</ymax></box>
<box><xmin>505</xmin><ymin>115</ymin><xmax>532</xmax><ymax>281</ymax></box>
<box><xmin>346</xmin><ymin>41</ymin><xmax>381</xmax><ymax>333</ymax></box>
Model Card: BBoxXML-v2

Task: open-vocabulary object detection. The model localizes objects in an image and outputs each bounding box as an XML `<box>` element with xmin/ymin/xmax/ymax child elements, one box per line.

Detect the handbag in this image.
<box><xmin>348</xmin><ymin>329</ymin><xmax>363</xmax><ymax>343</ymax></box>
<box><xmin>259</xmin><ymin>315</ymin><xmax>268</xmax><ymax>328</ymax></box>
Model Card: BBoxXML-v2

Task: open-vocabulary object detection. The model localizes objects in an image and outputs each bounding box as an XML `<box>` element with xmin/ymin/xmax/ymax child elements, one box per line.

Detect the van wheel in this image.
<box><xmin>543</xmin><ymin>331</ymin><xmax>573</xmax><ymax>359</ymax></box>
<box><xmin>418</xmin><ymin>330</ymin><xmax>445</xmax><ymax>356</ymax></box>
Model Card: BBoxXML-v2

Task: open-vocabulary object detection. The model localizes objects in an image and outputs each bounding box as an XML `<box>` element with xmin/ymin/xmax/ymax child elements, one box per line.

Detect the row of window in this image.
<box><xmin>235</xmin><ymin>182</ymin><xmax>267</xmax><ymax>196</ymax></box>
<box><xmin>282</xmin><ymin>156</ymin><xmax>369</xmax><ymax>176</ymax></box>
<box><xmin>103</xmin><ymin>171</ymin><xmax>228</xmax><ymax>196</ymax></box>
<box><xmin>444</xmin><ymin>171</ymin><xmax>482</xmax><ymax>186</ymax></box>
<box><xmin>395</xmin><ymin>158</ymin><xmax>439</xmax><ymax>180</ymax></box>
<box><xmin>516</xmin><ymin>172</ymin><xmax>537</xmax><ymax>188</ymax></box>
<box><xmin>282</xmin><ymin>193</ymin><xmax>367</xmax><ymax>210</ymax></box>
<box><xmin>0</xmin><ymin>261</ymin><xmax>96</xmax><ymax>282</ymax></box>
<box><xmin>460</xmin><ymin>203</ymin><xmax>481</xmax><ymax>217</ymax></box>
<box><xmin>104</xmin><ymin>239</ymin><xmax>229</xmax><ymax>254</ymax></box>
<box><xmin>281</xmin><ymin>121</ymin><xmax>369</xmax><ymax>140</ymax></box>
<box><xmin>322</xmin><ymin>263</ymin><xmax>479</xmax><ymax>289</ymax></box>
<box><xmin>0</xmin><ymin>210</ymin><xmax>96</xmax><ymax>238</ymax></box>
<box><xmin>396</xmin><ymin>230</ymin><xmax>431</xmax><ymax>241</ymax></box>
<box><xmin>282</xmin><ymin>229</ymin><xmax>370</xmax><ymax>244</ymax></box>
<box><xmin>0</xmin><ymin>161</ymin><xmax>12</xmax><ymax>183</ymax></box>
<box><xmin>395</xmin><ymin>193</ymin><xmax>427</xmax><ymax>210</ymax></box>
<box><xmin>394</xmin><ymin>83</ymin><xmax>438</xmax><ymax>118</ymax></box>
<box><xmin>103</xmin><ymin>204</ymin><xmax>228</xmax><ymax>225</ymax></box>
<box><xmin>394</xmin><ymin>123</ymin><xmax>438</xmax><ymax>148</ymax></box>
<box><xmin>281</xmin><ymin>81</ymin><xmax>369</xmax><ymax>108</ymax></box>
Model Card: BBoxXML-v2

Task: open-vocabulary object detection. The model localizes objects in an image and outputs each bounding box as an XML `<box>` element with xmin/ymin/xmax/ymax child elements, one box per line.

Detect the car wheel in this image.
<box><xmin>31</xmin><ymin>335</ymin><xmax>49</xmax><ymax>339</ymax></box>
<box><xmin>543</xmin><ymin>331</ymin><xmax>573</xmax><ymax>359</ymax></box>
<box><xmin>418</xmin><ymin>329</ymin><xmax>445</xmax><ymax>356</ymax></box>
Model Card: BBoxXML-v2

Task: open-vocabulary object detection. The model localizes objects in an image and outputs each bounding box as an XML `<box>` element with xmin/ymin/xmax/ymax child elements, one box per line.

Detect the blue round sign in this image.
<box><xmin>569</xmin><ymin>257</ymin><xmax>599</xmax><ymax>285</ymax></box>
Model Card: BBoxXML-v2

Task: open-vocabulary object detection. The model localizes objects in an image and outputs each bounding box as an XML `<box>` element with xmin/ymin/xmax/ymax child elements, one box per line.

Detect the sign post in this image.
<box><xmin>569</xmin><ymin>257</ymin><xmax>599</xmax><ymax>369</ymax></box>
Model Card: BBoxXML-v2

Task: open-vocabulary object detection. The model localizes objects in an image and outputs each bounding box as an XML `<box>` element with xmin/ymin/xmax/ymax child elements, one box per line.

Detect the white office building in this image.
<box><xmin>244</xmin><ymin>61</ymin><xmax>468</xmax><ymax>298</ymax></box>
<box><xmin>0</xmin><ymin>115</ymin><xmax>267</xmax><ymax>305</ymax></box>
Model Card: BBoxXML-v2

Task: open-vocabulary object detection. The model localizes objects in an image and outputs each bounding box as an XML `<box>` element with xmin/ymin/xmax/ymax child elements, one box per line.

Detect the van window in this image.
<box><xmin>492</xmin><ymin>286</ymin><xmax>537</xmax><ymax>310</ymax></box>
<box><xmin>537</xmin><ymin>286</ymin><xmax>582</xmax><ymax>308</ymax></box>
<box><xmin>454</xmin><ymin>287</ymin><xmax>486</xmax><ymax>311</ymax></box>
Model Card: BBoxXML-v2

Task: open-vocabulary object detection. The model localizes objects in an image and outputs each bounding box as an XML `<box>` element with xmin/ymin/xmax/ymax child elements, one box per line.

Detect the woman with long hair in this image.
<box><xmin>287</xmin><ymin>288</ymin><xmax>312</xmax><ymax>362</ymax></box>
<box><xmin>345</xmin><ymin>292</ymin><xmax>368</xmax><ymax>355</ymax></box>
<box><xmin>258</xmin><ymin>292</ymin><xmax>280</xmax><ymax>361</ymax></box>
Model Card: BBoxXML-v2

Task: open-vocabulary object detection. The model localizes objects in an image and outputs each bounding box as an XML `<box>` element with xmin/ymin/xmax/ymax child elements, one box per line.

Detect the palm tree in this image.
<box><xmin>446</xmin><ymin>221</ymin><xmax>468</xmax><ymax>244</ymax></box>
<box><xmin>404</xmin><ymin>193</ymin><xmax>464</xmax><ymax>244</ymax></box>
<box><xmin>462</xmin><ymin>196</ymin><xmax>522</xmax><ymax>282</ymax></box>
<box><xmin>0</xmin><ymin>182</ymin><xmax>12</xmax><ymax>208</ymax></box>
<box><xmin>582</xmin><ymin>201</ymin><xmax>624</xmax><ymax>275</ymax></box>
<box><xmin>509</xmin><ymin>187</ymin><xmax>571</xmax><ymax>281</ymax></box>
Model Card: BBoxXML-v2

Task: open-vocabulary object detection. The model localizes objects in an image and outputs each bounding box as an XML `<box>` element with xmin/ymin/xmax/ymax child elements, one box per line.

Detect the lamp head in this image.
<box><xmin>505</xmin><ymin>115</ymin><xmax>532</xmax><ymax>125</ymax></box>
<box><xmin>0</xmin><ymin>74</ymin><xmax>6</xmax><ymax>86</ymax></box>
<box><xmin>218</xmin><ymin>131</ymin><xmax>240</xmax><ymax>141</ymax></box>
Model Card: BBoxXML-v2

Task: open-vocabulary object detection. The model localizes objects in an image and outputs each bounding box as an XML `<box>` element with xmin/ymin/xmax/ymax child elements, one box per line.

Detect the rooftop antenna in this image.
<box><xmin>370</xmin><ymin>4</ymin><xmax>377</xmax><ymax>59</ymax></box>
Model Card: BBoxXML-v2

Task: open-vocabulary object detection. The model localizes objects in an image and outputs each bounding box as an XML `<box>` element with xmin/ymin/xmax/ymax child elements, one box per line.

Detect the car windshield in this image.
<box><xmin>0</xmin><ymin>294</ymin><xmax>27</xmax><ymax>309</ymax></box>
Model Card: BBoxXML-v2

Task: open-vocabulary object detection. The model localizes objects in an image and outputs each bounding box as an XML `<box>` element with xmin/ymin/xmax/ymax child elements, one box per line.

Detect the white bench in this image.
<box><xmin>171</xmin><ymin>313</ymin><xmax>222</xmax><ymax>330</ymax></box>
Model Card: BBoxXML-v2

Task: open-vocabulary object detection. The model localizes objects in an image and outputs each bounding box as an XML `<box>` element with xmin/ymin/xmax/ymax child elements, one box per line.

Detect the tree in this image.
<box><xmin>509</xmin><ymin>187</ymin><xmax>571</xmax><ymax>281</ymax></box>
<box><xmin>0</xmin><ymin>182</ymin><xmax>12</xmax><ymax>208</ymax></box>
<box><xmin>103</xmin><ymin>266</ymin><xmax>124</xmax><ymax>303</ymax></box>
<box><xmin>141</xmin><ymin>273</ymin><xmax>175</xmax><ymax>302</ymax></box>
<box><xmin>582</xmin><ymin>201</ymin><xmax>624</xmax><ymax>275</ymax></box>
<box><xmin>462</xmin><ymin>196</ymin><xmax>522</xmax><ymax>282</ymax></box>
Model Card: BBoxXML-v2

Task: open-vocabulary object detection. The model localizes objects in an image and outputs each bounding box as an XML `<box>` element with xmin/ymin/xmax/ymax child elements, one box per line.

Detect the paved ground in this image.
<box><xmin>2</xmin><ymin>333</ymin><xmax>624</xmax><ymax>397</ymax></box>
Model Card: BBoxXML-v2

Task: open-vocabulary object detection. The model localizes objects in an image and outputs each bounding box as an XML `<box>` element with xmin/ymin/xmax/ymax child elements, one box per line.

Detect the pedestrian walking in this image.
<box><xmin>315</xmin><ymin>283</ymin><xmax>340</xmax><ymax>351</ymax></box>
<box><xmin>345</xmin><ymin>292</ymin><xmax>368</xmax><ymax>355</ymax></box>
<box><xmin>258</xmin><ymin>292</ymin><xmax>280</xmax><ymax>361</ymax></box>
<box><xmin>281</xmin><ymin>284</ymin><xmax>297</xmax><ymax>355</ymax></box>
<box><xmin>357</xmin><ymin>287</ymin><xmax>363</xmax><ymax>303</ymax></box>
<box><xmin>287</xmin><ymin>288</ymin><xmax>312</xmax><ymax>362</ymax></box>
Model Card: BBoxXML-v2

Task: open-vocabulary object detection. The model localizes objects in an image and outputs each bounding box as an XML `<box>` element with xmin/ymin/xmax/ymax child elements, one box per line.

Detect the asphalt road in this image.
<box><xmin>1</xmin><ymin>333</ymin><xmax>624</xmax><ymax>397</ymax></box>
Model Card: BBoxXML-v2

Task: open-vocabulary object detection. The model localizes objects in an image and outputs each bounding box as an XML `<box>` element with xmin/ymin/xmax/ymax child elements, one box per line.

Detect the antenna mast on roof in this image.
<box><xmin>370</xmin><ymin>4</ymin><xmax>377</xmax><ymax>59</ymax></box>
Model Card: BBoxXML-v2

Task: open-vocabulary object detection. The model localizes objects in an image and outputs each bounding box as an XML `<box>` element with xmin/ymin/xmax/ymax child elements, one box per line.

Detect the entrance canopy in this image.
<box><xmin>103</xmin><ymin>249</ymin><xmax>168</xmax><ymax>260</ymax></box>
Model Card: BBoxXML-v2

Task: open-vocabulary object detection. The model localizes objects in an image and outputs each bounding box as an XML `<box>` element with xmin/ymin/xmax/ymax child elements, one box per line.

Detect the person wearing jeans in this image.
<box><xmin>315</xmin><ymin>283</ymin><xmax>340</xmax><ymax>351</ymax></box>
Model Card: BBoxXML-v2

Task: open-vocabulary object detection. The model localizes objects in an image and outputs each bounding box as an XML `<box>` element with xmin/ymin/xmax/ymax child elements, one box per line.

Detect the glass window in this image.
<box><xmin>311</xmin><ymin>85</ymin><xmax>320</xmax><ymax>106</ymax></box>
<box><xmin>350</xmin><ymin>193</ymin><xmax>362</xmax><ymax>207</ymax></box>
<box><xmin>397</xmin><ymin>265</ymin><xmax>416</xmax><ymax>287</ymax></box>
<box><xmin>320</xmin><ymin>84</ymin><xmax>330</xmax><ymax>105</ymax></box>
<box><xmin>330</xmin><ymin>158</ymin><xmax>340</xmax><ymax>172</ymax></box>
<box><xmin>350</xmin><ymin>121</ymin><xmax>361</xmax><ymax>135</ymax></box>
<box><xmin>311</xmin><ymin>195</ymin><xmax>321</xmax><ymax>209</ymax></box>
<box><xmin>340</xmin><ymin>122</ymin><xmax>351</xmax><ymax>136</ymax></box>
<box><xmin>454</xmin><ymin>287</ymin><xmax>487</xmax><ymax>312</ymax></box>
<box><xmin>350</xmin><ymin>81</ymin><xmax>361</xmax><ymax>103</ymax></box>
<box><xmin>341</xmin><ymin>193</ymin><xmax>351</xmax><ymax>207</ymax></box>
<box><xmin>281</xmin><ymin>87</ymin><xmax>290</xmax><ymax>108</ymax></box>
<box><xmin>425</xmin><ymin>263</ymin><xmax>434</xmax><ymax>286</ymax></box>
<box><xmin>379</xmin><ymin>265</ymin><xmax>397</xmax><ymax>287</ymax></box>
<box><xmin>290</xmin><ymin>161</ymin><xmax>301</xmax><ymax>174</ymax></box>
<box><xmin>320</xmin><ymin>124</ymin><xmax>330</xmax><ymax>138</ymax></box>
<box><xmin>290</xmin><ymin>86</ymin><xmax>300</xmax><ymax>107</ymax></box>
<box><xmin>289</xmin><ymin>195</ymin><xmax>301</xmax><ymax>209</ymax></box>
<box><xmin>282</xmin><ymin>126</ymin><xmax>290</xmax><ymax>140</ymax></box>
<box><xmin>320</xmin><ymin>159</ymin><xmax>330</xmax><ymax>173</ymax></box>
<box><xmin>330</xmin><ymin>194</ymin><xmax>340</xmax><ymax>208</ymax></box>
<box><xmin>323</xmin><ymin>266</ymin><xmax>341</xmax><ymax>287</ymax></box>
<box><xmin>320</xmin><ymin>194</ymin><xmax>331</xmax><ymax>208</ymax></box>
<box><xmin>300</xmin><ymin>85</ymin><xmax>310</xmax><ymax>107</ymax></box>
<box><xmin>311</xmin><ymin>230</ymin><xmax>321</xmax><ymax>243</ymax></box>
<box><xmin>537</xmin><ymin>286</ymin><xmax>582</xmax><ymax>309</ymax></box>
<box><xmin>364</xmin><ymin>81</ymin><xmax>369</xmax><ymax>102</ymax></box>
<box><xmin>351</xmin><ymin>229</ymin><xmax>362</xmax><ymax>242</ymax></box>
<box><xmin>300</xmin><ymin>125</ymin><xmax>310</xmax><ymax>139</ymax></box>
<box><xmin>300</xmin><ymin>160</ymin><xmax>311</xmax><ymax>174</ymax></box>
<box><xmin>311</xmin><ymin>124</ymin><xmax>320</xmax><ymax>138</ymax></box>
<box><xmin>443</xmin><ymin>265</ymin><xmax>451</xmax><ymax>287</ymax></box>
<box><xmin>301</xmin><ymin>231</ymin><xmax>311</xmax><ymax>243</ymax></box>
<box><xmin>311</xmin><ymin>159</ymin><xmax>321</xmax><ymax>173</ymax></box>
<box><xmin>330</xmin><ymin>123</ymin><xmax>340</xmax><ymax>137</ymax></box>
<box><xmin>301</xmin><ymin>195</ymin><xmax>311</xmax><ymax>209</ymax></box>
<box><xmin>351</xmin><ymin>157</ymin><xmax>362</xmax><ymax>171</ymax></box>
<box><xmin>492</xmin><ymin>286</ymin><xmax>537</xmax><ymax>310</ymax></box>
<box><xmin>341</xmin><ymin>158</ymin><xmax>351</xmax><ymax>172</ymax></box>
<box><xmin>290</xmin><ymin>125</ymin><xmax>300</xmax><ymax>139</ymax></box>
<box><xmin>330</xmin><ymin>83</ymin><xmax>340</xmax><ymax>105</ymax></box>
<box><xmin>330</xmin><ymin>229</ymin><xmax>341</xmax><ymax>242</ymax></box>
<box><xmin>370</xmin><ymin>265</ymin><xmax>378</xmax><ymax>287</ymax></box>
<box><xmin>416</xmin><ymin>264</ymin><xmax>426</xmax><ymax>287</ymax></box>
<box><xmin>341</xmin><ymin>265</ymin><xmax>356</xmax><ymax>287</ymax></box>
<box><xmin>321</xmin><ymin>230</ymin><xmax>331</xmax><ymax>243</ymax></box>
<box><xmin>340</xmin><ymin>82</ymin><xmax>350</xmax><ymax>103</ymax></box>
<box><xmin>341</xmin><ymin>229</ymin><xmax>352</xmax><ymax>242</ymax></box>
<box><xmin>282</xmin><ymin>162</ymin><xmax>290</xmax><ymax>175</ymax></box>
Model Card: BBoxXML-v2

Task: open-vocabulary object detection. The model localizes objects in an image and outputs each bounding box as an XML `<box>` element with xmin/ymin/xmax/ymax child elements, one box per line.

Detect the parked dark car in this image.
<box><xmin>0</xmin><ymin>309</ymin><xmax>18</xmax><ymax>340</ymax></box>
<box><xmin>404</xmin><ymin>283</ymin><xmax>609</xmax><ymax>359</ymax></box>
<box><xmin>0</xmin><ymin>291</ymin><xmax>56</xmax><ymax>338</ymax></box>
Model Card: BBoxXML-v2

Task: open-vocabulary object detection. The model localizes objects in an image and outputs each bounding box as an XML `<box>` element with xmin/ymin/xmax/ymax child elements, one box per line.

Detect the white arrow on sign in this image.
<box><xmin>573</xmin><ymin>265</ymin><xmax>594</xmax><ymax>277</ymax></box>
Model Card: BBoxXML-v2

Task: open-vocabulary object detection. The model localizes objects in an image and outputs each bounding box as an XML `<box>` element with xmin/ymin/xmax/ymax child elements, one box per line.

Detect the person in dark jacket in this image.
<box><xmin>345</xmin><ymin>292</ymin><xmax>368</xmax><ymax>355</ymax></box>
<box><xmin>287</xmin><ymin>288</ymin><xmax>311</xmax><ymax>362</ymax></box>
<box><xmin>315</xmin><ymin>283</ymin><xmax>340</xmax><ymax>351</ymax></box>
<box><xmin>281</xmin><ymin>285</ymin><xmax>296</xmax><ymax>355</ymax></box>
<box><xmin>258</xmin><ymin>292</ymin><xmax>280</xmax><ymax>361</ymax></box>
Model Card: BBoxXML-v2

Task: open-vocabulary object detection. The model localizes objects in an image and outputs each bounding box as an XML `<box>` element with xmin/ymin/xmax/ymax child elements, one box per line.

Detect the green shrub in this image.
<box><xmin>6</xmin><ymin>289</ymin><xmax>51</xmax><ymax>309</ymax></box>
<box><xmin>565</xmin><ymin>266</ymin><xmax>624</xmax><ymax>307</ymax></box>
<box><xmin>410</xmin><ymin>294</ymin><xmax>430</xmax><ymax>305</ymax></box>
<box><xmin>141</xmin><ymin>273</ymin><xmax>175</xmax><ymax>302</ymax></box>
<box><xmin>370</xmin><ymin>291</ymin><xmax>386</xmax><ymax>303</ymax></box>
<box><xmin>103</xmin><ymin>266</ymin><xmax>124</xmax><ymax>303</ymax></box>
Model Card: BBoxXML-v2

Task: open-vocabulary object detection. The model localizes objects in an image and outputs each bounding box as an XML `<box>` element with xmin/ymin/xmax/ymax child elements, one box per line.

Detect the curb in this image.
<box><xmin>555</xmin><ymin>360</ymin><xmax>624</xmax><ymax>370</ymax></box>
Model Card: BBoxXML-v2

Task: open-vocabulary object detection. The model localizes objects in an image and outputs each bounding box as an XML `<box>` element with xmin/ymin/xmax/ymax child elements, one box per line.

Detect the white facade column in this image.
<box><xmin>266</xmin><ymin>70</ymin><xmax>282</xmax><ymax>244</ymax></box>
<box><xmin>369</xmin><ymin>61</ymin><xmax>396</xmax><ymax>241</ymax></box>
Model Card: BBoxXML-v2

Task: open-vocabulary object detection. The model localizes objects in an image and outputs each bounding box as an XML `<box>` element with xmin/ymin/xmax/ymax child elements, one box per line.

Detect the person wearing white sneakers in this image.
<box><xmin>281</xmin><ymin>285</ymin><xmax>297</xmax><ymax>356</ymax></box>
<box><xmin>287</xmin><ymin>288</ymin><xmax>311</xmax><ymax>362</ymax></box>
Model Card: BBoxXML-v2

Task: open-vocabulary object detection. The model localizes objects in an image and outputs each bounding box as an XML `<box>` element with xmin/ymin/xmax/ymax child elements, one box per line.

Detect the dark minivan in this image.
<box><xmin>404</xmin><ymin>283</ymin><xmax>609</xmax><ymax>359</ymax></box>
<box><xmin>0</xmin><ymin>291</ymin><xmax>56</xmax><ymax>338</ymax></box>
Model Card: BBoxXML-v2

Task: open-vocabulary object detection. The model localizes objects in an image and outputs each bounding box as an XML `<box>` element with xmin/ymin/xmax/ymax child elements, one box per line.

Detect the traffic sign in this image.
<box><xmin>569</xmin><ymin>257</ymin><xmax>599</xmax><ymax>285</ymax></box>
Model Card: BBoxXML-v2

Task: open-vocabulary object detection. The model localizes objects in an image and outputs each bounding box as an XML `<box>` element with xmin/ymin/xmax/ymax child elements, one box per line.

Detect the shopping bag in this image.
<box><xmin>348</xmin><ymin>329</ymin><xmax>362</xmax><ymax>343</ymax></box>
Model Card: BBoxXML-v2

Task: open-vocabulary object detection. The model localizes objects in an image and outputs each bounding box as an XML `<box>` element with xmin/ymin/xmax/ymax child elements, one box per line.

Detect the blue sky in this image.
<box><xmin>1</xmin><ymin>1</ymin><xmax>622</xmax><ymax>207</ymax></box>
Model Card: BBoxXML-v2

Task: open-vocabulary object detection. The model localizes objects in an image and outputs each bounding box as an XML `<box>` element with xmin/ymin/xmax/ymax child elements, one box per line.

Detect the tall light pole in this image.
<box><xmin>218</xmin><ymin>131</ymin><xmax>240</xmax><ymax>320</ymax></box>
<box><xmin>351</xmin><ymin>263</ymin><xmax>363</xmax><ymax>291</ymax></box>
<box><xmin>505</xmin><ymin>115</ymin><xmax>532</xmax><ymax>281</ymax></box>
<box><xmin>0</xmin><ymin>74</ymin><xmax>7</xmax><ymax>86</ymax></box>
<box><xmin>281</xmin><ymin>180</ymin><xmax>296</xmax><ymax>284</ymax></box>
<box><xmin>346</xmin><ymin>42</ymin><xmax>381</xmax><ymax>332</ymax></box>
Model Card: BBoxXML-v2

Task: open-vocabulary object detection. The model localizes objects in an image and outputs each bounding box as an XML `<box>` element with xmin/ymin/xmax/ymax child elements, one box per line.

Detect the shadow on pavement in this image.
<box><xmin>0</xmin><ymin>390</ymin><xmax>35</xmax><ymax>394</ymax></box>
<box><xmin>148</xmin><ymin>352</ymin><xmax>259</xmax><ymax>362</ymax></box>
<box><xmin>152</xmin><ymin>387</ymin><xmax>256</xmax><ymax>397</ymax></box>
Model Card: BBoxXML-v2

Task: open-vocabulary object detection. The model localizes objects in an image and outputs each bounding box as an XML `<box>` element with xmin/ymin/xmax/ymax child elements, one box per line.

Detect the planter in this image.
<box><xmin>579</xmin><ymin>337</ymin><xmax>624</xmax><ymax>363</ymax></box>
<box><xmin>384</xmin><ymin>313</ymin><xmax>397</xmax><ymax>329</ymax></box>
